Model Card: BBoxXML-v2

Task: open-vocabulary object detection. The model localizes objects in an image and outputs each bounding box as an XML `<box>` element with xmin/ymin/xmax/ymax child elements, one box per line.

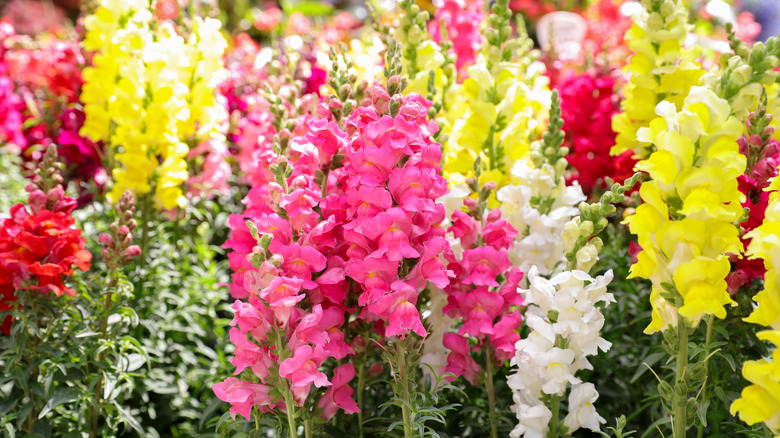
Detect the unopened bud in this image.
<box><xmin>124</xmin><ymin>245</ymin><xmax>142</xmax><ymax>259</ymax></box>
<box><xmin>99</xmin><ymin>233</ymin><xmax>114</xmax><ymax>246</ymax></box>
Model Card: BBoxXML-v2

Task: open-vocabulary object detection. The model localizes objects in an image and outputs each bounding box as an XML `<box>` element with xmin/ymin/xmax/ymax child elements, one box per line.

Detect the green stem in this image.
<box><xmin>90</xmin><ymin>276</ymin><xmax>117</xmax><ymax>438</ymax></box>
<box><xmin>395</xmin><ymin>340</ymin><xmax>412</xmax><ymax>438</ymax></box>
<box><xmin>485</xmin><ymin>344</ymin><xmax>498</xmax><ymax>438</ymax></box>
<box><xmin>275</xmin><ymin>330</ymin><xmax>298</xmax><ymax>438</ymax></box>
<box><xmin>549</xmin><ymin>393</ymin><xmax>561</xmax><ymax>438</ymax></box>
<box><xmin>305</xmin><ymin>418</ymin><xmax>313</xmax><ymax>438</ymax></box>
<box><xmin>673</xmin><ymin>314</ymin><xmax>689</xmax><ymax>438</ymax></box>
<box><xmin>696</xmin><ymin>315</ymin><xmax>715</xmax><ymax>438</ymax></box>
<box><xmin>357</xmin><ymin>360</ymin><xmax>366</xmax><ymax>438</ymax></box>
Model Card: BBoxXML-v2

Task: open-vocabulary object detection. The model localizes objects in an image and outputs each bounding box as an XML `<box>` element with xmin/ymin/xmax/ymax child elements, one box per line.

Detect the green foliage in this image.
<box><xmin>123</xmin><ymin>194</ymin><xmax>236</xmax><ymax>437</ymax></box>
<box><xmin>0</xmin><ymin>195</ymin><xmax>146</xmax><ymax>437</ymax></box>
<box><xmin>0</xmin><ymin>147</ymin><xmax>29</xmax><ymax>211</ymax></box>
<box><xmin>378</xmin><ymin>339</ymin><xmax>463</xmax><ymax>438</ymax></box>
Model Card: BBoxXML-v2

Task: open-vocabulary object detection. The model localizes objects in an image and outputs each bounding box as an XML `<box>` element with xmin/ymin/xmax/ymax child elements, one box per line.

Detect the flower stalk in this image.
<box><xmin>672</xmin><ymin>314</ymin><xmax>689</xmax><ymax>438</ymax></box>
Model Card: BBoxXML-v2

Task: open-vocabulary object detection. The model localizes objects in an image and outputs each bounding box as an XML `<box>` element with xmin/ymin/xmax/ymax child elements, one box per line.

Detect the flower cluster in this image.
<box><xmin>439</xmin><ymin>192</ymin><xmax>524</xmax><ymax>383</ymax></box>
<box><xmin>508</xmin><ymin>267</ymin><xmax>614</xmax><ymax>437</ymax></box>
<box><xmin>0</xmin><ymin>23</ymin><xmax>103</xmax><ymax>193</ymax></box>
<box><xmin>98</xmin><ymin>190</ymin><xmax>142</xmax><ymax>270</ymax></box>
<box><xmin>443</xmin><ymin>0</ymin><xmax>551</xmax><ymax>195</ymax></box>
<box><xmin>217</xmin><ymin>81</ymin><xmax>453</xmax><ymax>423</ymax></box>
<box><xmin>731</xmin><ymin>167</ymin><xmax>780</xmax><ymax>431</ymax></box>
<box><xmin>427</xmin><ymin>0</ymin><xmax>484</xmax><ymax>77</ymax></box>
<box><xmin>0</xmin><ymin>147</ymin><xmax>91</xmax><ymax>335</ymax></box>
<box><xmin>728</xmin><ymin>111</ymin><xmax>779</xmax><ymax>293</ymax></box>
<box><xmin>80</xmin><ymin>0</ymin><xmax>228</xmax><ymax>209</ymax></box>
<box><xmin>497</xmin><ymin>93</ymin><xmax>585</xmax><ymax>275</ymax></box>
<box><xmin>730</xmin><ymin>330</ymin><xmax>780</xmax><ymax>435</ymax></box>
<box><xmin>611</xmin><ymin>0</ymin><xmax>703</xmax><ymax>159</ymax></box>
<box><xmin>557</xmin><ymin>72</ymin><xmax>637</xmax><ymax>196</ymax></box>
<box><xmin>394</xmin><ymin>0</ymin><xmax>450</xmax><ymax>95</ymax></box>
<box><xmin>626</xmin><ymin>86</ymin><xmax>746</xmax><ymax>332</ymax></box>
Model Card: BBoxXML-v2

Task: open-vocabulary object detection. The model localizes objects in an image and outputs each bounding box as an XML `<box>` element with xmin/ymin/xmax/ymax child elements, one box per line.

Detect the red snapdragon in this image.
<box><xmin>0</xmin><ymin>148</ymin><xmax>91</xmax><ymax>335</ymax></box>
<box><xmin>557</xmin><ymin>72</ymin><xmax>637</xmax><ymax>196</ymax></box>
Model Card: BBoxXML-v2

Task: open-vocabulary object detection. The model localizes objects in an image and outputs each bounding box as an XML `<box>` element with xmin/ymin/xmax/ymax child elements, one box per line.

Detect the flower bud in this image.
<box><xmin>99</xmin><ymin>233</ymin><xmax>114</xmax><ymax>246</ymax></box>
<box><xmin>562</xmin><ymin>220</ymin><xmax>580</xmax><ymax>254</ymax></box>
<box><xmin>579</xmin><ymin>220</ymin><xmax>594</xmax><ymax>238</ymax></box>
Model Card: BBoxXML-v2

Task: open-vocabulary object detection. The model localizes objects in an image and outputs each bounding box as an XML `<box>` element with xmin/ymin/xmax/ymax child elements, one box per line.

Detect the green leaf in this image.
<box><xmin>75</xmin><ymin>330</ymin><xmax>100</xmax><ymax>338</ymax></box>
<box><xmin>0</xmin><ymin>393</ymin><xmax>21</xmax><ymax>415</ymax></box>
<box><xmin>113</xmin><ymin>401</ymin><xmax>145</xmax><ymax>436</ymax></box>
<box><xmin>640</xmin><ymin>416</ymin><xmax>672</xmax><ymax>438</ymax></box>
<box><xmin>697</xmin><ymin>399</ymin><xmax>710</xmax><ymax>427</ymax></box>
<box><xmin>630</xmin><ymin>352</ymin><xmax>665</xmax><ymax>383</ymax></box>
<box><xmin>122</xmin><ymin>353</ymin><xmax>146</xmax><ymax>373</ymax></box>
<box><xmin>38</xmin><ymin>388</ymin><xmax>80</xmax><ymax>419</ymax></box>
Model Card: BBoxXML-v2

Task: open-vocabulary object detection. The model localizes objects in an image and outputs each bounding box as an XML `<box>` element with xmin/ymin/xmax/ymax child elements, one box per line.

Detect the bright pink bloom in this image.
<box><xmin>229</xmin><ymin>328</ymin><xmax>273</xmax><ymax>379</ymax></box>
<box><xmin>456</xmin><ymin>289</ymin><xmax>504</xmax><ymax>337</ymax></box>
<box><xmin>346</xmin><ymin>186</ymin><xmax>393</xmax><ymax>222</ymax></box>
<box><xmin>319</xmin><ymin>307</ymin><xmax>355</xmax><ymax>359</ymax></box>
<box><xmin>408</xmin><ymin>237</ymin><xmax>452</xmax><ymax>291</ymax></box>
<box><xmin>231</xmin><ymin>299</ymin><xmax>273</xmax><ymax>342</ymax></box>
<box><xmin>364</xmin><ymin>116</ymin><xmax>419</xmax><ymax>158</ymax></box>
<box><xmin>280</xmin><ymin>188</ymin><xmax>321</xmax><ymax>232</ymax></box>
<box><xmin>277</xmin><ymin>242</ymin><xmax>327</xmax><ymax>288</ymax></box>
<box><xmin>362</xmin><ymin>207</ymin><xmax>419</xmax><ymax>261</ymax></box>
<box><xmin>213</xmin><ymin>378</ymin><xmax>273</xmax><ymax>421</ymax></box>
<box><xmin>490</xmin><ymin>311</ymin><xmax>523</xmax><ymax>362</ymax></box>
<box><xmin>278</xmin><ymin>345</ymin><xmax>330</xmax><ymax>388</ymax></box>
<box><xmin>443</xmin><ymin>333</ymin><xmax>481</xmax><ymax>385</ymax></box>
<box><xmin>347</xmin><ymin>144</ymin><xmax>396</xmax><ymax>186</ymax></box>
<box><xmin>481</xmin><ymin>218</ymin><xmax>518</xmax><ymax>251</ymax></box>
<box><xmin>389</xmin><ymin>167</ymin><xmax>435</xmax><ymax>212</ymax></box>
<box><xmin>449</xmin><ymin>210</ymin><xmax>480</xmax><ymax>249</ymax></box>
<box><xmin>348</xmin><ymin>256</ymin><xmax>399</xmax><ymax>305</ymax></box>
<box><xmin>259</xmin><ymin>277</ymin><xmax>306</xmax><ymax>326</ymax></box>
<box><xmin>305</xmin><ymin>118</ymin><xmax>349</xmax><ymax>164</ymax></box>
<box><xmin>386</xmin><ymin>301</ymin><xmax>427</xmax><ymax>339</ymax></box>
<box><xmin>290</xmin><ymin>305</ymin><xmax>328</xmax><ymax>351</ymax></box>
<box><xmin>460</xmin><ymin>246</ymin><xmax>511</xmax><ymax>287</ymax></box>
<box><xmin>318</xmin><ymin>363</ymin><xmax>360</xmax><ymax>420</ymax></box>
<box><xmin>498</xmin><ymin>268</ymin><xmax>524</xmax><ymax>308</ymax></box>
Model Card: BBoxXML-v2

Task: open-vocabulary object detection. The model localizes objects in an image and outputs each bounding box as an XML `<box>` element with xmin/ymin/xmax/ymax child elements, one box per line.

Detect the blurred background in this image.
<box><xmin>0</xmin><ymin>0</ymin><xmax>778</xmax><ymax>45</ymax></box>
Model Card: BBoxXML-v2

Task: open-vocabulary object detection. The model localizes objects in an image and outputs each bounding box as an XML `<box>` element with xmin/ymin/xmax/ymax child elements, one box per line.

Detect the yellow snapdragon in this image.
<box><xmin>441</xmin><ymin>11</ymin><xmax>550</xmax><ymax>195</ymax></box>
<box><xmin>730</xmin><ymin>331</ymin><xmax>780</xmax><ymax>436</ymax></box>
<box><xmin>626</xmin><ymin>86</ymin><xmax>745</xmax><ymax>333</ymax></box>
<box><xmin>80</xmin><ymin>0</ymin><xmax>227</xmax><ymax>210</ymax></box>
<box><xmin>611</xmin><ymin>0</ymin><xmax>703</xmax><ymax>159</ymax></box>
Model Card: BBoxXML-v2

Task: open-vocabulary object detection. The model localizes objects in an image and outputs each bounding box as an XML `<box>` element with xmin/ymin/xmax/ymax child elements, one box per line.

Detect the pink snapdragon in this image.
<box><xmin>213</xmin><ymin>378</ymin><xmax>274</xmax><ymax>421</ymax></box>
<box><xmin>217</xmin><ymin>84</ymin><xmax>451</xmax><ymax>424</ymax></box>
<box><xmin>442</xmin><ymin>333</ymin><xmax>481</xmax><ymax>385</ymax></box>
<box><xmin>428</xmin><ymin>0</ymin><xmax>484</xmax><ymax>78</ymax></box>
<box><xmin>319</xmin><ymin>363</ymin><xmax>360</xmax><ymax>420</ymax></box>
<box><xmin>440</xmin><ymin>200</ymin><xmax>524</xmax><ymax>382</ymax></box>
<box><xmin>339</xmin><ymin>90</ymin><xmax>453</xmax><ymax>339</ymax></box>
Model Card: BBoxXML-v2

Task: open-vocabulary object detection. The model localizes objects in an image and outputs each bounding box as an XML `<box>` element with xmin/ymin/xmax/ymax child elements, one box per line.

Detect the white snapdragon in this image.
<box><xmin>508</xmin><ymin>267</ymin><xmax>613</xmax><ymax>437</ymax></box>
<box><xmin>498</xmin><ymin>159</ymin><xmax>584</xmax><ymax>275</ymax></box>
